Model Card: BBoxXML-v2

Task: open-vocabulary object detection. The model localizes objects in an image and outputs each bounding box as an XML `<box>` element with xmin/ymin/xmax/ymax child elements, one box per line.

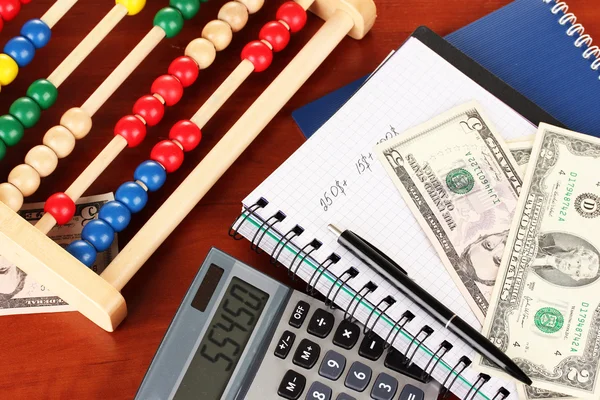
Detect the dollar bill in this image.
<box><xmin>478</xmin><ymin>123</ymin><xmax>600</xmax><ymax>398</ymax></box>
<box><xmin>0</xmin><ymin>193</ymin><xmax>118</xmax><ymax>315</ymax></box>
<box><xmin>375</xmin><ymin>101</ymin><xmax>522</xmax><ymax>323</ymax></box>
<box><xmin>508</xmin><ymin>139</ymin><xmax>534</xmax><ymax>176</ymax></box>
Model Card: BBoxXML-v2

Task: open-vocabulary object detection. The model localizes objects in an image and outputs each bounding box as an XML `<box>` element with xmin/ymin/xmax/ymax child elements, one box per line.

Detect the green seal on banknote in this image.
<box><xmin>534</xmin><ymin>307</ymin><xmax>564</xmax><ymax>334</ymax></box>
<box><xmin>446</xmin><ymin>168</ymin><xmax>474</xmax><ymax>194</ymax></box>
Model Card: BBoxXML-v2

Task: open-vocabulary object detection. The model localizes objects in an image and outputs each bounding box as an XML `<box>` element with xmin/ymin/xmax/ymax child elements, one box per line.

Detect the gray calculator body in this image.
<box><xmin>136</xmin><ymin>248</ymin><xmax>440</xmax><ymax>400</ymax></box>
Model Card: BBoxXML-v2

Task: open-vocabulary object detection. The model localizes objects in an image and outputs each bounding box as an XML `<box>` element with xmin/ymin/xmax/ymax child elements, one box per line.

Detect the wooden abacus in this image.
<box><xmin>0</xmin><ymin>0</ymin><xmax>376</xmax><ymax>331</ymax></box>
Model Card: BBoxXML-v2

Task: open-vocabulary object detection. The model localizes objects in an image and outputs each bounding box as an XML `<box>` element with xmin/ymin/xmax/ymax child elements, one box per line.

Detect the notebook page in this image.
<box><xmin>241</xmin><ymin>37</ymin><xmax>535</xmax><ymax>399</ymax></box>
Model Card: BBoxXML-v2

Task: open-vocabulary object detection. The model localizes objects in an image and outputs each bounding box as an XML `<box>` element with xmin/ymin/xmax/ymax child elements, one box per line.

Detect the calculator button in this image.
<box><xmin>333</xmin><ymin>320</ymin><xmax>360</xmax><ymax>349</ymax></box>
<box><xmin>305</xmin><ymin>381</ymin><xmax>332</xmax><ymax>400</ymax></box>
<box><xmin>275</xmin><ymin>330</ymin><xmax>296</xmax><ymax>359</ymax></box>
<box><xmin>336</xmin><ymin>394</ymin><xmax>356</xmax><ymax>400</ymax></box>
<box><xmin>370</xmin><ymin>373</ymin><xmax>398</xmax><ymax>400</ymax></box>
<box><xmin>384</xmin><ymin>349</ymin><xmax>426</xmax><ymax>382</ymax></box>
<box><xmin>293</xmin><ymin>338</ymin><xmax>321</xmax><ymax>369</ymax></box>
<box><xmin>307</xmin><ymin>308</ymin><xmax>335</xmax><ymax>338</ymax></box>
<box><xmin>318</xmin><ymin>350</ymin><xmax>346</xmax><ymax>381</ymax></box>
<box><xmin>290</xmin><ymin>301</ymin><xmax>310</xmax><ymax>328</ymax></box>
<box><xmin>278</xmin><ymin>370</ymin><xmax>306</xmax><ymax>400</ymax></box>
<box><xmin>344</xmin><ymin>361</ymin><xmax>372</xmax><ymax>392</ymax></box>
<box><xmin>359</xmin><ymin>334</ymin><xmax>385</xmax><ymax>361</ymax></box>
<box><xmin>398</xmin><ymin>384</ymin><xmax>425</xmax><ymax>400</ymax></box>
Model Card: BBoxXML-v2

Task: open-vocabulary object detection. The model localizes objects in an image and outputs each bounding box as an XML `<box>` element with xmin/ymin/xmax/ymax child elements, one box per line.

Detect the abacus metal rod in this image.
<box><xmin>47</xmin><ymin>4</ymin><xmax>129</xmax><ymax>88</ymax></box>
<box><xmin>102</xmin><ymin>8</ymin><xmax>356</xmax><ymax>291</ymax></box>
<box><xmin>41</xmin><ymin>0</ymin><xmax>79</xmax><ymax>29</ymax></box>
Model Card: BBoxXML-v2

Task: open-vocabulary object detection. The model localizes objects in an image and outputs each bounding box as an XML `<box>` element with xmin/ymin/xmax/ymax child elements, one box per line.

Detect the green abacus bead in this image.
<box><xmin>153</xmin><ymin>7</ymin><xmax>185</xmax><ymax>38</ymax></box>
<box><xmin>199</xmin><ymin>0</ymin><xmax>208</xmax><ymax>3</ymax></box>
<box><xmin>26</xmin><ymin>79</ymin><xmax>58</xmax><ymax>110</ymax></box>
<box><xmin>0</xmin><ymin>138</ymin><xmax>6</xmax><ymax>160</ymax></box>
<box><xmin>169</xmin><ymin>0</ymin><xmax>200</xmax><ymax>20</ymax></box>
<box><xmin>0</xmin><ymin>115</ymin><xmax>24</xmax><ymax>147</ymax></box>
<box><xmin>9</xmin><ymin>97</ymin><xmax>41</xmax><ymax>129</ymax></box>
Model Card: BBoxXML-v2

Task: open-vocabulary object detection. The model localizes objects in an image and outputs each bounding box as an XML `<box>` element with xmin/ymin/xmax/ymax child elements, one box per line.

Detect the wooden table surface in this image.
<box><xmin>0</xmin><ymin>0</ymin><xmax>598</xmax><ymax>399</ymax></box>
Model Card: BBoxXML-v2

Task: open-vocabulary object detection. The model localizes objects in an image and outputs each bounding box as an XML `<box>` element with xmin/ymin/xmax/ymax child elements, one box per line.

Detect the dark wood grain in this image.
<box><xmin>0</xmin><ymin>1</ymin><xmax>598</xmax><ymax>399</ymax></box>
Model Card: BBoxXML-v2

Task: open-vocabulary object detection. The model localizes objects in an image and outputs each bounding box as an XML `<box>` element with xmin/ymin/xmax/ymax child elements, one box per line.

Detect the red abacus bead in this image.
<box><xmin>259</xmin><ymin>21</ymin><xmax>290</xmax><ymax>52</ymax></box>
<box><xmin>151</xmin><ymin>75</ymin><xmax>184</xmax><ymax>107</ymax></box>
<box><xmin>276</xmin><ymin>2</ymin><xmax>307</xmax><ymax>33</ymax></box>
<box><xmin>0</xmin><ymin>16</ymin><xmax>4</xmax><ymax>33</ymax></box>
<box><xmin>20</xmin><ymin>0</ymin><xmax>32</xmax><ymax>3</ymax></box>
<box><xmin>133</xmin><ymin>95</ymin><xmax>165</xmax><ymax>126</ymax></box>
<box><xmin>115</xmin><ymin>115</ymin><xmax>147</xmax><ymax>147</ymax></box>
<box><xmin>168</xmin><ymin>56</ymin><xmax>199</xmax><ymax>88</ymax></box>
<box><xmin>168</xmin><ymin>120</ymin><xmax>201</xmax><ymax>152</ymax></box>
<box><xmin>0</xmin><ymin>0</ymin><xmax>20</xmax><ymax>21</ymax></box>
<box><xmin>45</xmin><ymin>192</ymin><xmax>76</xmax><ymax>225</ymax></box>
<box><xmin>150</xmin><ymin>140</ymin><xmax>184</xmax><ymax>173</ymax></box>
<box><xmin>241</xmin><ymin>41</ymin><xmax>273</xmax><ymax>73</ymax></box>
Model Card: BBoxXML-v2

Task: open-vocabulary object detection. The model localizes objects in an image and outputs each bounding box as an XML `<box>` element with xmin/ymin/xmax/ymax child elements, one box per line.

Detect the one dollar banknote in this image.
<box><xmin>479</xmin><ymin>124</ymin><xmax>600</xmax><ymax>399</ymax></box>
<box><xmin>0</xmin><ymin>193</ymin><xmax>118</xmax><ymax>315</ymax></box>
<box><xmin>375</xmin><ymin>102</ymin><xmax>522</xmax><ymax>323</ymax></box>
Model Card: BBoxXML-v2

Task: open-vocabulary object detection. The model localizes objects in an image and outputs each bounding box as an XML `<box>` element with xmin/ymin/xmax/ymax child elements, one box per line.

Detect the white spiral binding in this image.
<box><xmin>543</xmin><ymin>0</ymin><xmax>600</xmax><ymax>79</ymax></box>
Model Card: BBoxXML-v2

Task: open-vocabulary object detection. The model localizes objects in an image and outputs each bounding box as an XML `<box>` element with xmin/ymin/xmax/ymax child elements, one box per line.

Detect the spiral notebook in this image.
<box><xmin>293</xmin><ymin>0</ymin><xmax>600</xmax><ymax>139</ymax></box>
<box><xmin>231</xmin><ymin>27</ymin><xmax>559</xmax><ymax>399</ymax></box>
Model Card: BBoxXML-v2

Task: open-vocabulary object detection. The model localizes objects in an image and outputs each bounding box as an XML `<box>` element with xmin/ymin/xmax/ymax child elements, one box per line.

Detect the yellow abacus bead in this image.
<box><xmin>0</xmin><ymin>182</ymin><xmax>24</xmax><ymax>211</ymax></box>
<box><xmin>0</xmin><ymin>54</ymin><xmax>19</xmax><ymax>86</ymax></box>
<box><xmin>8</xmin><ymin>164</ymin><xmax>40</xmax><ymax>197</ymax></box>
<box><xmin>116</xmin><ymin>0</ymin><xmax>146</xmax><ymax>16</ymax></box>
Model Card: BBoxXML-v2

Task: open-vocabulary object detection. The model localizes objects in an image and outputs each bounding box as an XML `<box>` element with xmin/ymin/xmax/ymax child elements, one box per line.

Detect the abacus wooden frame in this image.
<box><xmin>0</xmin><ymin>0</ymin><xmax>376</xmax><ymax>332</ymax></box>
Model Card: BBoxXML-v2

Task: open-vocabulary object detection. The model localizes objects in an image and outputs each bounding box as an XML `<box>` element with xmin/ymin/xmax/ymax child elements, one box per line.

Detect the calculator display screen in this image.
<box><xmin>174</xmin><ymin>277</ymin><xmax>269</xmax><ymax>399</ymax></box>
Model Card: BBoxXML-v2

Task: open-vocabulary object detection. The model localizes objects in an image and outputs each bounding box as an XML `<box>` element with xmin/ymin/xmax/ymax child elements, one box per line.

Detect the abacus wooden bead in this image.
<box><xmin>151</xmin><ymin>75</ymin><xmax>183</xmax><ymax>106</ymax></box>
<box><xmin>0</xmin><ymin>0</ymin><xmax>20</xmax><ymax>22</ymax></box>
<box><xmin>276</xmin><ymin>1</ymin><xmax>307</xmax><ymax>33</ymax></box>
<box><xmin>4</xmin><ymin>36</ymin><xmax>35</xmax><ymax>67</ymax></box>
<box><xmin>115</xmin><ymin>115</ymin><xmax>147</xmax><ymax>147</ymax></box>
<box><xmin>202</xmin><ymin>20</ymin><xmax>233</xmax><ymax>52</ymax></box>
<box><xmin>133</xmin><ymin>95</ymin><xmax>164</xmax><ymax>126</ymax></box>
<box><xmin>184</xmin><ymin>38</ymin><xmax>216</xmax><ymax>69</ymax></box>
<box><xmin>169</xmin><ymin>0</ymin><xmax>200</xmax><ymax>20</ymax></box>
<box><xmin>66</xmin><ymin>240</ymin><xmax>96</xmax><ymax>268</ymax></box>
<box><xmin>218</xmin><ymin>1</ymin><xmax>249</xmax><ymax>33</ymax></box>
<box><xmin>25</xmin><ymin>145</ymin><xmax>58</xmax><ymax>177</ymax></box>
<box><xmin>151</xmin><ymin>140</ymin><xmax>184</xmax><ymax>173</ymax></box>
<box><xmin>153</xmin><ymin>7</ymin><xmax>185</xmax><ymax>39</ymax></box>
<box><xmin>0</xmin><ymin>114</ymin><xmax>24</xmax><ymax>147</ymax></box>
<box><xmin>168</xmin><ymin>120</ymin><xmax>201</xmax><ymax>152</ymax></box>
<box><xmin>44</xmin><ymin>192</ymin><xmax>76</xmax><ymax>225</ymax></box>
<box><xmin>115</xmin><ymin>182</ymin><xmax>148</xmax><ymax>213</ymax></box>
<box><xmin>8</xmin><ymin>163</ymin><xmax>40</xmax><ymax>197</ymax></box>
<box><xmin>60</xmin><ymin>108</ymin><xmax>92</xmax><ymax>139</ymax></box>
<box><xmin>236</xmin><ymin>0</ymin><xmax>264</xmax><ymax>14</ymax></box>
<box><xmin>9</xmin><ymin>97</ymin><xmax>40</xmax><ymax>128</ymax></box>
<box><xmin>0</xmin><ymin>182</ymin><xmax>23</xmax><ymax>211</ymax></box>
<box><xmin>116</xmin><ymin>0</ymin><xmax>147</xmax><ymax>16</ymax></box>
<box><xmin>20</xmin><ymin>19</ymin><xmax>51</xmax><ymax>49</ymax></box>
<box><xmin>43</xmin><ymin>125</ymin><xmax>76</xmax><ymax>158</ymax></box>
<box><xmin>82</xmin><ymin>219</ymin><xmax>115</xmax><ymax>252</ymax></box>
<box><xmin>0</xmin><ymin>53</ymin><xmax>19</xmax><ymax>86</ymax></box>
<box><xmin>98</xmin><ymin>201</ymin><xmax>131</xmax><ymax>232</ymax></box>
<box><xmin>168</xmin><ymin>56</ymin><xmax>198</xmax><ymax>88</ymax></box>
<box><xmin>134</xmin><ymin>160</ymin><xmax>166</xmax><ymax>192</ymax></box>
<box><xmin>259</xmin><ymin>21</ymin><xmax>290</xmax><ymax>52</ymax></box>
<box><xmin>241</xmin><ymin>40</ymin><xmax>273</xmax><ymax>72</ymax></box>
<box><xmin>27</xmin><ymin>79</ymin><xmax>58</xmax><ymax>110</ymax></box>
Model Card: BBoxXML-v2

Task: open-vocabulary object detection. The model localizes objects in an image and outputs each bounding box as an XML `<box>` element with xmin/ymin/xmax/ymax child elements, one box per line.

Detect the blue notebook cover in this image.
<box><xmin>293</xmin><ymin>0</ymin><xmax>600</xmax><ymax>138</ymax></box>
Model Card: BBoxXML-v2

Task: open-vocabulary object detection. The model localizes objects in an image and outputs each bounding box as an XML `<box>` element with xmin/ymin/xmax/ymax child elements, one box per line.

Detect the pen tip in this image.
<box><xmin>327</xmin><ymin>224</ymin><xmax>342</xmax><ymax>237</ymax></box>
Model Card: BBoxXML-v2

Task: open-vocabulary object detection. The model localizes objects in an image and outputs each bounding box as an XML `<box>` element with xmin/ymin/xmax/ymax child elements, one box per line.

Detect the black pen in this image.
<box><xmin>328</xmin><ymin>224</ymin><xmax>533</xmax><ymax>386</ymax></box>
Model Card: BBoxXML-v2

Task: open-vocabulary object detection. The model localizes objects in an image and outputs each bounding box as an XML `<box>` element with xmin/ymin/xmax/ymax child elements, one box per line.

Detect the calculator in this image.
<box><xmin>136</xmin><ymin>248</ymin><xmax>441</xmax><ymax>400</ymax></box>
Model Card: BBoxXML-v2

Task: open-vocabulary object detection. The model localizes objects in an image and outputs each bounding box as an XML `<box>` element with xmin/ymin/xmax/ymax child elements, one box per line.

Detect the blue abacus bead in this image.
<box><xmin>81</xmin><ymin>219</ymin><xmax>115</xmax><ymax>252</ymax></box>
<box><xmin>98</xmin><ymin>200</ymin><xmax>131</xmax><ymax>232</ymax></box>
<box><xmin>66</xmin><ymin>240</ymin><xmax>97</xmax><ymax>268</ymax></box>
<box><xmin>4</xmin><ymin>36</ymin><xmax>35</xmax><ymax>67</ymax></box>
<box><xmin>116</xmin><ymin>181</ymin><xmax>148</xmax><ymax>213</ymax></box>
<box><xmin>134</xmin><ymin>160</ymin><xmax>166</xmax><ymax>192</ymax></box>
<box><xmin>21</xmin><ymin>19</ymin><xmax>51</xmax><ymax>49</ymax></box>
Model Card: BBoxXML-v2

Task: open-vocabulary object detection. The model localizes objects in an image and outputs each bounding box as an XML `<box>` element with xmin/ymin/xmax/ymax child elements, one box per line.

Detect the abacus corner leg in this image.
<box><xmin>0</xmin><ymin>201</ymin><xmax>127</xmax><ymax>332</ymax></box>
<box><xmin>310</xmin><ymin>0</ymin><xmax>377</xmax><ymax>39</ymax></box>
